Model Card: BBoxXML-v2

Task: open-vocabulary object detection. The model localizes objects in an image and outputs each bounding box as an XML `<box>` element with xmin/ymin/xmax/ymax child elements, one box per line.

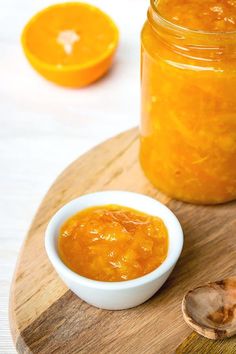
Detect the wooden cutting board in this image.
<box><xmin>10</xmin><ymin>128</ymin><xmax>236</xmax><ymax>354</ymax></box>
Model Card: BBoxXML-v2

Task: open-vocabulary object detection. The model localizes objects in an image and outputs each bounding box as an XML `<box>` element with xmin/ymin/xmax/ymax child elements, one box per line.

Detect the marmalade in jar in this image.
<box><xmin>58</xmin><ymin>205</ymin><xmax>168</xmax><ymax>281</ymax></box>
<box><xmin>140</xmin><ymin>0</ymin><xmax>236</xmax><ymax>204</ymax></box>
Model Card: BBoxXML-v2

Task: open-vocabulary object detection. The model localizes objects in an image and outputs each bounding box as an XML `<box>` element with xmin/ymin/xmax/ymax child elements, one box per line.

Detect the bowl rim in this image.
<box><xmin>45</xmin><ymin>190</ymin><xmax>184</xmax><ymax>290</ymax></box>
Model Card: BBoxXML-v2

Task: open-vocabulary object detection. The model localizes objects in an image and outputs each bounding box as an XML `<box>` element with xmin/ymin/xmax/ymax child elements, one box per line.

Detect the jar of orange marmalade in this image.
<box><xmin>140</xmin><ymin>0</ymin><xmax>236</xmax><ymax>204</ymax></box>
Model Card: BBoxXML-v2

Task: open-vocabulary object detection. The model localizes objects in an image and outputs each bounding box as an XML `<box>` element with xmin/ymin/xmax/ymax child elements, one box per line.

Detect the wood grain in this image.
<box><xmin>9</xmin><ymin>128</ymin><xmax>236</xmax><ymax>353</ymax></box>
<box><xmin>176</xmin><ymin>332</ymin><xmax>236</xmax><ymax>353</ymax></box>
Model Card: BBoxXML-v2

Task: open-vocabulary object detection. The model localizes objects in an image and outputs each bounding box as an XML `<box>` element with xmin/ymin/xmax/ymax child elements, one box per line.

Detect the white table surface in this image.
<box><xmin>0</xmin><ymin>0</ymin><xmax>148</xmax><ymax>352</ymax></box>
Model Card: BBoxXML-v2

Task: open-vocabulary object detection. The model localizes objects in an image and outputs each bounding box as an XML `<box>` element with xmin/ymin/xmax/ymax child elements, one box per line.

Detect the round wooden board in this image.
<box><xmin>10</xmin><ymin>128</ymin><xmax>236</xmax><ymax>353</ymax></box>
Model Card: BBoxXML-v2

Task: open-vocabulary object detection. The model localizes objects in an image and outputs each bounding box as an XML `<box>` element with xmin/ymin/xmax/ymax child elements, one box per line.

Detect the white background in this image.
<box><xmin>0</xmin><ymin>0</ymin><xmax>148</xmax><ymax>352</ymax></box>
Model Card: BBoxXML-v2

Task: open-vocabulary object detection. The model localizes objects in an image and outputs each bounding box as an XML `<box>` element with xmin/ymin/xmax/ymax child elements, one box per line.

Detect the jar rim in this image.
<box><xmin>150</xmin><ymin>0</ymin><xmax>236</xmax><ymax>37</ymax></box>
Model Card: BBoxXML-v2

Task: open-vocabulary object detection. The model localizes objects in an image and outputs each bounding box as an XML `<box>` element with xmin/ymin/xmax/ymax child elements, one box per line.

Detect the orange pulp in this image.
<box><xmin>21</xmin><ymin>3</ymin><xmax>119</xmax><ymax>87</ymax></box>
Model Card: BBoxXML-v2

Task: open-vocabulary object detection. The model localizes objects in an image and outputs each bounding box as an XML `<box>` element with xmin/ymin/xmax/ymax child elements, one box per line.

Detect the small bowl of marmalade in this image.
<box><xmin>45</xmin><ymin>191</ymin><xmax>183</xmax><ymax>310</ymax></box>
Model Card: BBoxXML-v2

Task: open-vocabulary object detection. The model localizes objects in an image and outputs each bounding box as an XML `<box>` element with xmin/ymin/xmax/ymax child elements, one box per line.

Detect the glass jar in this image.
<box><xmin>140</xmin><ymin>0</ymin><xmax>236</xmax><ymax>204</ymax></box>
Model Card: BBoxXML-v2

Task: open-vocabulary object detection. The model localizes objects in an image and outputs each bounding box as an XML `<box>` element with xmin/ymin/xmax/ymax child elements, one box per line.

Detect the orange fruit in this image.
<box><xmin>21</xmin><ymin>2</ymin><xmax>119</xmax><ymax>87</ymax></box>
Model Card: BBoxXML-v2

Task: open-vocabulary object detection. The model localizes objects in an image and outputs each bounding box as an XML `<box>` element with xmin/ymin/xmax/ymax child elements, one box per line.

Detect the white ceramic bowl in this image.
<box><xmin>45</xmin><ymin>191</ymin><xmax>183</xmax><ymax>310</ymax></box>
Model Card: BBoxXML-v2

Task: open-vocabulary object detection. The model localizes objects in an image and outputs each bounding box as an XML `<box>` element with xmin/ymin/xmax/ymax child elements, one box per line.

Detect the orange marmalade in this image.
<box><xmin>140</xmin><ymin>0</ymin><xmax>236</xmax><ymax>204</ymax></box>
<box><xmin>58</xmin><ymin>205</ymin><xmax>168</xmax><ymax>281</ymax></box>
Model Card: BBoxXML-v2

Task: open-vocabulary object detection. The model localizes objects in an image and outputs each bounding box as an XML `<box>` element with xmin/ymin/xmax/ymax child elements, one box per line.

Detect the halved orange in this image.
<box><xmin>21</xmin><ymin>2</ymin><xmax>119</xmax><ymax>87</ymax></box>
